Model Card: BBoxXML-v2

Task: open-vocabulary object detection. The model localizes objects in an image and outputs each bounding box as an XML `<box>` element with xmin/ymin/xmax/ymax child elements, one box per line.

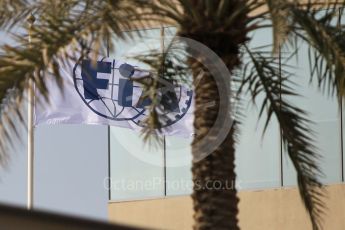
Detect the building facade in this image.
<box><xmin>107</xmin><ymin>14</ymin><xmax>345</xmax><ymax>230</ymax></box>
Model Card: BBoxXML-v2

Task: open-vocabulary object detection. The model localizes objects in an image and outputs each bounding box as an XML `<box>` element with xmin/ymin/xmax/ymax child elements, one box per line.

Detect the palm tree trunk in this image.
<box><xmin>179</xmin><ymin>2</ymin><xmax>248</xmax><ymax>228</ymax></box>
<box><xmin>190</xmin><ymin>60</ymin><xmax>239</xmax><ymax>230</ymax></box>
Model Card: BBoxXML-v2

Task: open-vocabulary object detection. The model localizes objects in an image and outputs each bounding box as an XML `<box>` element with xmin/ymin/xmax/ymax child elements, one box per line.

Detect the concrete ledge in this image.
<box><xmin>108</xmin><ymin>184</ymin><xmax>345</xmax><ymax>230</ymax></box>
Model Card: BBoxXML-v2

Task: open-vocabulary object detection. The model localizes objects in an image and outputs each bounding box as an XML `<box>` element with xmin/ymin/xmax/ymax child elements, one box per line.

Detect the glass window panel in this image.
<box><xmin>35</xmin><ymin>125</ymin><xmax>108</xmax><ymax>219</ymax></box>
<box><xmin>235</xmin><ymin>26</ymin><xmax>281</xmax><ymax>190</ymax></box>
<box><xmin>163</xmin><ymin>26</ymin><xmax>193</xmax><ymax>196</ymax></box>
<box><xmin>282</xmin><ymin>43</ymin><xmax>342</xmax><ymax>186</ymax></box>
<box><xmin>165</xmin><ymin>136</ymin><xmax>193</xmax><ymax>196</ymax></box>
<box><xmin>109</xmin><ymin>127</ymin><xmax>164</xmax><ymax>201</ymax></box>
<box><xmin>343</xmin><ymin>102</ymin><xmax>345</xmax><ymax>182</ymax></box>
<box><xmin>165</xmin><ymin>26</ymin><xmax>281</xmax><ymax>191</ymax></box>
<box><xmin>339</xmin><ymin>8</ymin><xmax>345</xmax><ymax>184</ymax></box>
<box><xmin>109</xmin><ymin>28</ymin><xmax>165</xmax><ymax>201</ymax></box>
<box><xmin>235</xmin><ymin>115</ymin><xmax>281</xmax><ymax>190</ymax></box>
<box><xmin>110</xmin><ymin>28</ymin><xmax>161</xmax><ymax>66</ymax></box>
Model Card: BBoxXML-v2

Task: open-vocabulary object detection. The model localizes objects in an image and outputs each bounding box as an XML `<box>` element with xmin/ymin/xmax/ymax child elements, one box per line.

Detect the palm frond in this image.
<box><xmin>290</xmin><ymin>4</ymin><xmax>345</xmax><ymax>98</ymax></box>
<box><xmin>0</xmin><ymin>0</ymin><xmax>30</xmax><ymax>29</ymax></box>
<box><xmin>265</xmin><ymin>0</ymin><xmax>293</xmax><ymax>53</ymax></box>
<box><xmin>0</xmin><ymin>0</ymin><xmax>146</xmax><ymax>163</ymax></box>
<box><xmin>133</xmin><ymin>37</ymin><xmax>192</xmax><ymax>141</ymax></box>
<box><xmin>242</xmin><ymin>46</ymin><xmax>325</xmax><ymax>230</ymax></box>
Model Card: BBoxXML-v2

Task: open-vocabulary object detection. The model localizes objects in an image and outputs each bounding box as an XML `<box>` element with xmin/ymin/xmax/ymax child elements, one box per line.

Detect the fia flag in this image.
<box><xmin>34</xmin><ymin>57</ymin><xmax>194</xmax><ymax>137</ymax></box>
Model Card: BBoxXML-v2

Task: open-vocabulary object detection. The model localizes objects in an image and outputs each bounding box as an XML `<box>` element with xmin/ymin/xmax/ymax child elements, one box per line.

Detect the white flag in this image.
<box><xmin>34</xmin><ymin>57</ymin><xmax>194</xmax><ymax>137</ymax></box>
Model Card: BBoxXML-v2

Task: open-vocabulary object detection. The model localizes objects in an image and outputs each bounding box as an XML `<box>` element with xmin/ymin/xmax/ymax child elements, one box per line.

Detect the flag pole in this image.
<box><xmin>160</xmin><ymin>26</ymin><xmax>167</xmax><ymax>196</ymax></box>
<box><xmin>27</xmin><ymin>14</ymin><xmax>36</xmax><ymax>210</ymax></box>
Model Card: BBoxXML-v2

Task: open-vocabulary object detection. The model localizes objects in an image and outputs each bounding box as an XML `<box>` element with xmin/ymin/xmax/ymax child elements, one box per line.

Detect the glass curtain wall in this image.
<box><xmin>109</xmin><ymin>23</ymin><xmax>345</xmax><ymax>201</ymax></box>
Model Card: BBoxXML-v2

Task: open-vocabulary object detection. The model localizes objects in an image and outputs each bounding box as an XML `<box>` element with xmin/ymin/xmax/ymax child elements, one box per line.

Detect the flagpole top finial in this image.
<box><xmin>27</xmin><ymin>14</ymin><xmax>36</xmax><ymax>25</ymax></box>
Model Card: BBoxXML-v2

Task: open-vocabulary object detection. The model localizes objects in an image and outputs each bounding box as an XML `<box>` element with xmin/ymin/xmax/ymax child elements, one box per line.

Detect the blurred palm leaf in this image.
<box><xmin>0</xmin><ymin>0</ymin><xmax>33</xmax><ymax>29</ymax></box>
<box><xmin>243</xmin><ymin>46</ymin><xmax>325</xmax><ymax>229</ymax></box>
<box><xmin>0</xmin><ymin>0</ymin><xmax>147</xmax><ymax>164</ymax></box>
<box><xmin>265</xmin><ymin>0</ymin><xmax>293</xmax><ymax>52</ymax></box>
<box><xmin>133</xmin><ymin>38</ymin><xmax>191</xmax><ymax>141</ymax></box>
<box><xmin>291</xmin><ymin>4</ymin><xmax>345</xmax><ymax>98</ymax></box>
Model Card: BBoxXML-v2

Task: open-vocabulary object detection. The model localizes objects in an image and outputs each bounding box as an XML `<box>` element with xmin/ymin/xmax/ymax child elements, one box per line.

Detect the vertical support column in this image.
<box><xmin>108</xmin><ymin>125</ymin><xmax>111</xmax><ymax>200</ymax></box>
<box><xmin>160</xmin><ymin>26</ymin><xmax>167</xmax><ymax>196</ymax></box>
<box><xmin>27</xmin><ymin>14</ymin><xmax>36</xmax><ymax>210</ymax></box>
<box><xmin>27</xmin><ymin>79</ymin><xmax>34</xmax><ymax>210</ymax></box>
<box><xmin>278</xmin><ymin>46</ymin><xmax>284</xmax><ymax>187</ymax></box>
<box><xmin>107</xmin><ymin>36</ymin><xmax>112</xmax><ymax>200</ymax></box>
<box><xmin>341</xmin><ymin>96</ymin><xmax>344</xmax><ymax>182</ymax></box>
<box><xmin>338</xmin><ymin>8</ymin><xmax>344</xmax><ymax>182</ymax></box>
<box><xmin>163</xmin><ymin>136</ymin><xmax>167</xmax><ymax>196</ymax></box>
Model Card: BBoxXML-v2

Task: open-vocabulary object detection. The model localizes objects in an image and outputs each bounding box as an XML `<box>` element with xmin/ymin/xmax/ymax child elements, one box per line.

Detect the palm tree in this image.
<box><xmin>141</xmin><ymin>1</ymin><xmax>345</xmax><ymax>229</ymax></box>
<box><xmin>0</xmin><ymin>0</ymin><xmax>345</xmax><ymax>229</ymax></box>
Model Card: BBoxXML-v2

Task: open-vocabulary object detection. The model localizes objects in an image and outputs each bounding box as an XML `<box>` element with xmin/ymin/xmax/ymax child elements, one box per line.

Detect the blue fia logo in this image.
<box><xmin>73</xmin><ymin>58</ymin><xmax>193</xmax><ymax>127</ymax></box>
